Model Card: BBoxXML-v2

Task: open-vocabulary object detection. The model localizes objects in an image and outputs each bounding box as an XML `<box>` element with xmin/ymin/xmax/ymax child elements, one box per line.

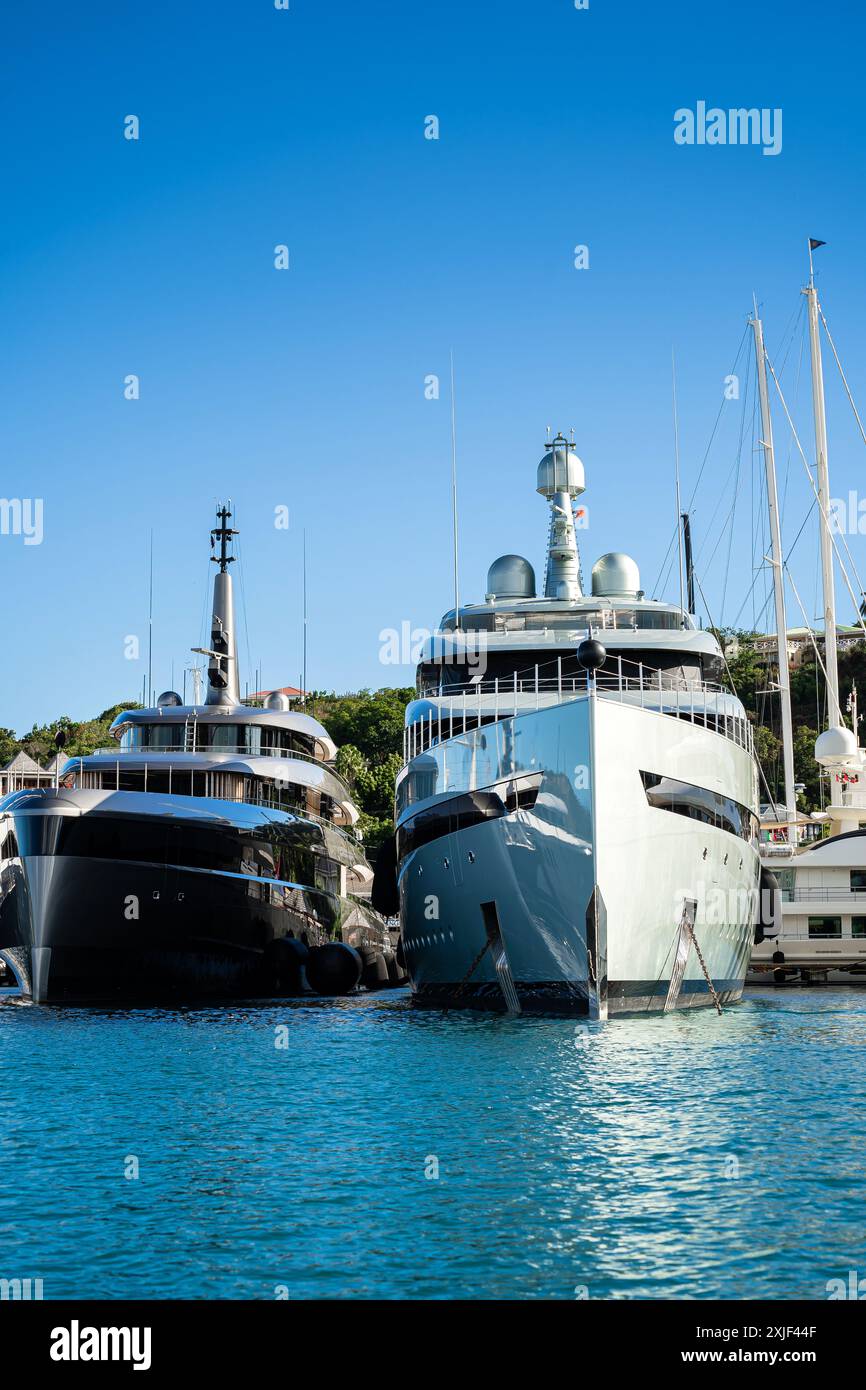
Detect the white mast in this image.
<box><xmin>751</xmin><ymin>304</ymin><xmax>797</xmax><ymax>825</ymax></box>
<box><xmin>805</xmin><ymin>240</ymin><xmax>841</xmax><ymax>729</ymax></box>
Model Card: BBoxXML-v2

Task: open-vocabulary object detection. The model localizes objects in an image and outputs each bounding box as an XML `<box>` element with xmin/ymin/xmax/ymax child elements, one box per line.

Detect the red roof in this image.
<box><xmin>249</xmin><ymin>686</ymin><xmax>306</xmax><ymax>699</ymax></box>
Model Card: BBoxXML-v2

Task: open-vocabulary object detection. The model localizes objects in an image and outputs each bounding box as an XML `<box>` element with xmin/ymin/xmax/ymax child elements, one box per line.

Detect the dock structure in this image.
<box><xmin>751</xmin><ymin>831</ymin><xmax>866</xmax><ymax>983</ymax></box>
<box><xmin>0</xmin><ymin>751</ymin><xmax>64</xmax><ymax>798</ymax></box>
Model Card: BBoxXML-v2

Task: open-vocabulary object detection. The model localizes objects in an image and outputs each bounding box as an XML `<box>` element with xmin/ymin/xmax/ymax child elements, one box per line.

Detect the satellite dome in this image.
<box><xmin>486</xmin><ymin>555</ymin><xmax>536</xmax><ymax>600</ymax></box>
<box><xmin>591</xmin><ymin>553</ymin><xmax>642</xmax><ymax>600</ymax></box>
<box><xmin>815</xmin><ymin>724</ymin><xmax>859</xmax><ymax>765</ymax></box>
<box><xmin>156</xmin><ymin>690</ymin><xmax>183</xmax><ymax>707</ymax></box>
<box><xmin>536</xmin><ymin>446</ymin><xmax>585</xmax><ymax>499</ymax></box>
<box><xmin>264</xmin><ymin>691</ymin><xmax>292</xmax><ymax>711</ymax></box>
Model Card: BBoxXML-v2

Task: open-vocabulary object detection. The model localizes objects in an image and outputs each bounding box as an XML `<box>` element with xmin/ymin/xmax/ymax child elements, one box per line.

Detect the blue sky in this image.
<box><xmin>2</xmin><ymin>0</ymin><xmax>866</xmax><ymax>733</ymax></box>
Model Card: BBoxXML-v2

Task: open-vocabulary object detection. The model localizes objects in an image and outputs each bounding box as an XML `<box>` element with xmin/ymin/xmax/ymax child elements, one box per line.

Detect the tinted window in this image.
<box><xmin>641</xmin><ymin>771</ymin><xmax>757</xmax><ymax>844</ymax></box>
<box><xmin>10</xmin><ymin>812</ymin><xmax>327</xmax><ymax>890</ymax></box>
<box><xmin>808</xmin><ymin>916</ymin><xmax>841</xmax><ymax>938</ymax></box>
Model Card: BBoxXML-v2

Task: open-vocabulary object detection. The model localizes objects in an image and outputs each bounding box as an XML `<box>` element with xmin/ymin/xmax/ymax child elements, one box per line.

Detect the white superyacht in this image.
<box><xmin>379</xmin><ymin>436</ymin><xmax>776</xmax><ymax>1016</ymax></box>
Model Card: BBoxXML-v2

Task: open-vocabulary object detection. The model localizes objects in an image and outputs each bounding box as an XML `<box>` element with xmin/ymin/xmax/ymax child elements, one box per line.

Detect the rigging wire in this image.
<box><xmin>651</xmin><ymin>323</ymin><xmax>750</xmax><ymax>598</ymax></box>
<box><xmin>719</xmin><ymin>338</ymin><xmax>754</xmax><ymax>624</ymax></box>
<box><xmin>820</xmin><ymin>305</ymin><xmax>866</xmax><ymax>455</ymax></box>
<box><xmin>692</xmin><ymin>567</ymin><xmax>779</xmax><ymax>812</ymax></box>
<box><xmin>695</xmin><ymin>348</ymin><xmax>754</xmax><ymax>578</ymax></box>
<box><xmin>764</xmin><ymin>353</ymin><xmax>866</xmax><ymax>645</ymax></box>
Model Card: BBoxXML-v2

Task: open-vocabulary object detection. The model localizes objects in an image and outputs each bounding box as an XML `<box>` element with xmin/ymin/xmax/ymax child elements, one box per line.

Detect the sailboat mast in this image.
<box><xmin>805</xmin><ymin>249</ymin><xmax>841</xmax><ymax>728</ymax></box>
<box><xmin>751</xmin><ymin>307</ymin><xmax>797</xmax><ymax>824</ymax></box>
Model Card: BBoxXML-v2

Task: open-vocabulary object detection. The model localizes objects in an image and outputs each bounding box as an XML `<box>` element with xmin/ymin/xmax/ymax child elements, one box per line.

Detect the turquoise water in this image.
<box><xmin>1</xmin><ymin>986</ymin><xmax>865</xmax><ymax>1300</ymax></box>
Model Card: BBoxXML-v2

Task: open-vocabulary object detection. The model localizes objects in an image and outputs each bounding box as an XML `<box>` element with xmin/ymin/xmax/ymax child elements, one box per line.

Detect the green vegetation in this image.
<box><xmin>3</xmin><ymin>648</ymin><xmax>860</xmax><ymax>846</ymax></box>
<box><xmin>307</xmin><ymin>688</ymin><xmax>414</xmax><ymax>853</ymax></box>
<box><xmin>718</xmin><ymin>628</ymin><xmax>866</xmax><ymax>812</ymax></box>
<box><xmin>0</xmin><ymin>705</ymin><xmax>140</xmax><ymax>768</ymax></box>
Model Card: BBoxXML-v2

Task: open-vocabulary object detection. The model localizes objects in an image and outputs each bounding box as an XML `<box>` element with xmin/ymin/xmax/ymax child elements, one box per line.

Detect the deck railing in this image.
<box><xmin>85</xmin><ymin>745</ymin><xmax>354</xmax><ymax>799</ymax></box>
<box><xmin>91</xmin><ymin>743</ymin><xmax>327</xmax><ymax>769</ymax></box>
<box><xmin>405</xmin><ymin>657</ymin><xmax>753</xmax><ymax>764</ymax></box>
<box><xmin>781</xmin><ymin>887</ymin><xmax>866</xmax><ymax>904</ymax></box>
<box><xmin>62</xmin><ymin>758</ymin><xmax>362</xmax><ymax>842</ymax></box>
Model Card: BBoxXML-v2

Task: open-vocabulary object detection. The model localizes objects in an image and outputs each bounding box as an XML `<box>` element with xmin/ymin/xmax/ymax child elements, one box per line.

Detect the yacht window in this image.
<box><xmin>261</xmin><ymin>727</ymin><xmax>315</xmax><ymax>757</ymax></box>
<box><xmin>641</xmin><ymin>771</ymin><xmax>756</xmax><ymax>843</ymax></box>
<box><xmin>441</xmin><ymin>608</ymin><xmax>689</xmax><ymax>634</ymax></box>
<box><xmin>851</xmin><ymin>870</ymin><xmax>866</xmax><ymax>891</ymax></box>
<box><xmin>852</xmin><ymin>917</ymin><xmax>866</xmax><ymax>938</ymax></box>
<box><xmin>807</xmin><ymin>916</ymin><xmax>841</xmax><ymax>938</ymax></box>
<box><xmin>0</xmin><ymin>830</ymin><xmax>19</xmax><ymax>860</ymax></box>
<box><xmin>209</xmin><ymin>723</ymin><xmax>240</xmax><ymax>749</ymax></box>
<box><xmin>136</xmin><ymin>724</ymin><xmax>183</xmax><ymax>750</ymax></box>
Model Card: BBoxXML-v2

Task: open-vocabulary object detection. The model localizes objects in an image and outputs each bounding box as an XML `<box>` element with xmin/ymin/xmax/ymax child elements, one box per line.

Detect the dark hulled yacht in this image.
<box><xmin>0</xmin><ymin>508</ymin><xmax>395</xmax><ymax>1003</ymax></box>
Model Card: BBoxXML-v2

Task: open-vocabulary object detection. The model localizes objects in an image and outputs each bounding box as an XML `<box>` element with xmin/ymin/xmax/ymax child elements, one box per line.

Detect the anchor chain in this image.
<box><xmin>452</xmin><ymin>938</ymin><xmax>491</xmax><ymax>999</ymax></box>
<box><xmin>686</xmin><ymin>921</ymin><xmax>723</xmax><ymax>1016</ymax></box>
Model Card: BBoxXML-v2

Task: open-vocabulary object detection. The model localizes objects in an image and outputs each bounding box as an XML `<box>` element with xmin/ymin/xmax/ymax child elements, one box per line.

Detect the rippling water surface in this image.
<box><xmin>2</xmin><ymin>985</ymin><xmax>865</xmax><ymax>1299</ymax></box>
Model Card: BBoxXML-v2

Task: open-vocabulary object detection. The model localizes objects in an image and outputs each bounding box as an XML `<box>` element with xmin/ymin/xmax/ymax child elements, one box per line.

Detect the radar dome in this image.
<box><xmin>156</xmin><ymin>690</ymin><xmax>183</xmax><ymax>707</ymax></box>
<box><xmin>486</xmin><ymin>555</ymin><xmax>536</xmax><ymax>600</ymax></box>
<box><xmin>536</xmin><ymin>446</ymin><xmax>585</xmax><ymax>498</ymax></box>
<box><xmin>591</xmin><ymin>553</ymin><xmax>642</xmax><ymax>600</ymax></box>
<box><xmin>815</xmin><ymin>725</ymin><xmax>859</xmax><ymax>765</ymax></box>
<box><xmin>264</xmin><ymin>691</ymin><xmax>293</xmax><ymax>711</ymax></box>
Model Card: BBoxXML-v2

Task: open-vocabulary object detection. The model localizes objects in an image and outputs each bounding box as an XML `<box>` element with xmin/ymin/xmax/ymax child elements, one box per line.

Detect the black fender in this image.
<box><xmin>371</xmin><ymin>832</ymin><xmax>399</xmax><ymax>916</ymax></box>
<box><xmin>755</xmin><ymin>866</ymin><xmax>782</xmax><ymax>945</ymax></box>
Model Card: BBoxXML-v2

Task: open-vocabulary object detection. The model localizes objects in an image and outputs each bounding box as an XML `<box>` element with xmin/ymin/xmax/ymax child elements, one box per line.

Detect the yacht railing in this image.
<box><xmin>782</xmin><ymin>887</ymin><xmax>866</xmax><ymax>904</ymax></box>
<box><xmin>62</xmin><ymin>758</ymin><xmax>363</xmax><ymax>842</ymax></box>
<box><xmin>761</xmin><ymin>929</ymin><xmax>866</xmax><ymax>942</ymax></box>
<box><xmin>405</xmin><ymin>654</ymin><xmax>754</xmax><ymax>763</ymax></box>
<box><xmin>91</xmin><ymin>744</ymin><xmax>326</xmax><ymax>769</ymax></box>
<box><xmin>85</xmin><ymin>745</ymin><xmax>355</xmax><ymax>798</ymax></box>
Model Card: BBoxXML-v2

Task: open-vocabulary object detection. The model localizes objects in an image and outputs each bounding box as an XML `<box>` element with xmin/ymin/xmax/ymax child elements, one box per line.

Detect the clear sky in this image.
<box><xmin>3</xmin><ymin>0</ymin><xmax>866</xmax><ymax>734</ymax></box>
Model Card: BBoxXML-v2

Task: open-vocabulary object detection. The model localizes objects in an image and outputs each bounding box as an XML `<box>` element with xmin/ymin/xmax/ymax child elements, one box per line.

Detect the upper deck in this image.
<box><xmin>402</xmin><ymin>649</ymin><xmax>753</xmax><ymax>765</ymax></box>
<box><xmin>58</xmin><ymin>702</ymin><xmax>360</xmax><ymax>832</ymax></box>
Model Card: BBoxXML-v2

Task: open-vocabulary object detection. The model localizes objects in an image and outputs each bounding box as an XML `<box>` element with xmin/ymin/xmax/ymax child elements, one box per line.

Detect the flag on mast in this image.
<box><xmin>809</xmin><ymin>238</ymin><xmax>826</xmax><ymax>249</ymax></box>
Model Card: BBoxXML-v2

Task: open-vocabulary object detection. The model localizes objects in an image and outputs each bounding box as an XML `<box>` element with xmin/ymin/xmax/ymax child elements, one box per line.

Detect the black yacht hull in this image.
<box><xmin>0</xmin><ymin>792</ymin><xmax>388</xmax><ymax>1004</ymax></box>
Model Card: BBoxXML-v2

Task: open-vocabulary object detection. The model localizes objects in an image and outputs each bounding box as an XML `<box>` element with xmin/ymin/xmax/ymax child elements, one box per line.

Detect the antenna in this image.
<box><xmin>210</xmin><ymin>503</ymin><xmax>237</xmax><ymax>573</ymax></box>
<box><xmin>671</xmin><ymin>349</ymin><xmax>685</xmax><ymax>616</ymax></box>
<box><xmin>302</xmin><ymin>528</ymin><xmax>308</xmax><ymax>706</ymax></box>
<box><xmin>147</xmin><ymin>529</ymin><xmax>154</xmax><ymax>707</ymax></box>
<box><xmin>449</xmin><ymin>350</ymin><xmax>460</xmax><ymax>630</ymax></box>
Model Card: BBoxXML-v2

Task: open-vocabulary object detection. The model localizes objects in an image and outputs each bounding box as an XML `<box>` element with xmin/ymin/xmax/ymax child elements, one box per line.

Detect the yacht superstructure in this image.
<box><xmin>0</xmin><ymin>508</ymin><xmax>394</xmax><ymax>1002</ymax></box>
<box><xmin>379</xmin><ymin>436</ymin><xmax>775</xmax><ymax>1016</ymax></box>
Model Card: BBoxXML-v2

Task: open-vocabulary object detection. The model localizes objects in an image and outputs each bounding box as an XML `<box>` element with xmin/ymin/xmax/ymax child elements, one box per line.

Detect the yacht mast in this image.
<box><xmin>537</xmin><ymin>432</ymin><xmax>584</xmax><ymax>601</ymax></box>
<box><xmin>805</xmin><ymin>240</ymin><xmax>842</xmax><ymax>729</ymax></box>
<box><xmin>192</xmin><ymin>504</ymin><xmax>240</xmax><ymax>706</ymax></box>
<box><xmin>751</xmin><ymin>306</ymin><xmax>797</xmax><ymax>824</ymax></box>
